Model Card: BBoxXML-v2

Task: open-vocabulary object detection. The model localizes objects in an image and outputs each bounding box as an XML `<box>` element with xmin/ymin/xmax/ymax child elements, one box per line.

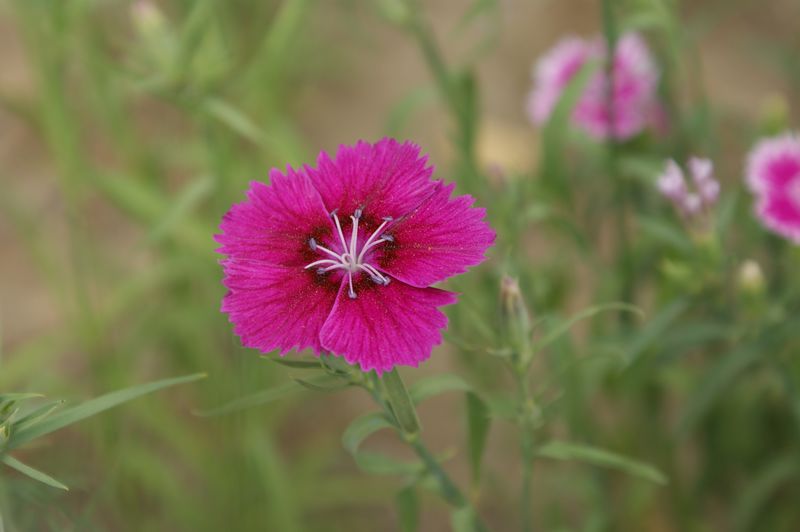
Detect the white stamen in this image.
<box><xmin>305</xmin><ymin>208</ymin><xmax>394</xmax><ymax>298</ymax></box>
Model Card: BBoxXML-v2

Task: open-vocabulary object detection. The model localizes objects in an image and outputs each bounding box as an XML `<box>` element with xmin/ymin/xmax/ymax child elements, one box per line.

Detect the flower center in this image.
<box><xmin>304</xmin><ymin>208</ymin><xmax>393</xmax><ymax>299</ymax></box>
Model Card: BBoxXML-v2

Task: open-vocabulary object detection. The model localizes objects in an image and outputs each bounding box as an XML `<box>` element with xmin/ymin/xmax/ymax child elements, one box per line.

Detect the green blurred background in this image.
<box><xmin>2</xmin><ymin>0</ymin><xmax>800</xmax><ymax>531</ymax></box>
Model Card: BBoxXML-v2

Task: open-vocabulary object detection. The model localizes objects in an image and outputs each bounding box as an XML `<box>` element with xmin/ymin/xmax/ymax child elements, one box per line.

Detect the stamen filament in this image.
<box><xmin>306</xmin><ymin>208</ymin><xmax>394</xmax><ymax>298</ymax></box>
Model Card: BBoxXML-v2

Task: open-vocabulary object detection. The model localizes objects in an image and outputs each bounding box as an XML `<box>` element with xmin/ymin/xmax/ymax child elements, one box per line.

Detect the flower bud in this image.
<box><xmin>500</xmin><ymin>276</ymin><xmax>533</xmax><ymax>367</ymax></box>
<box><xmin>737</xmin><ymin>259</ymin><xmax>765</xmax><ymax>296</ymax></box>
<box><xmin>131</xmin><ymin>0</ymin><xmax>165</xmax><ymax>36</ymax></box>
<box><xmin>373</xmin><ymin>0</ymin><xmax>410</xmax><ymax>26</ymax></box>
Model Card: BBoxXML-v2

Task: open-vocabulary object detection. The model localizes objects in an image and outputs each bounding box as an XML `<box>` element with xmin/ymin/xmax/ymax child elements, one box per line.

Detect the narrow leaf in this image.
<box><xmin>465</xmin><ymin>392</ymin><xmax>490</xmax><ymax>486</ymax></box>
<box><xmin>8</xmin><ymin>373</ymin><xmax>206</xmax><ymax>450</ymax></box>
<box><xmin>676</xmin><ymin>345</ymin><xmax>760</xmax><ymax>437</ymax></box>
<box><xmin>2</xmin><ymin>455</ymin><xmax>68</xmax><ymax>490</ymax></box>
<box><xmin>195</xmin><ymin>375</ymin><xmax>331</xmax><ymax>417</ymax></box>
<box><xmin>537</xmin><ymin>440</ymin><xmax>667</xmax><ymax>484</ymax></box>
<box><xmin>409</xmin><ymin>374</ymin><xmax>473</xmax><ymax>404</ymax></box>
<box><xmin>534</xmin><ymin>303</ymin><xmax>642</xmax><ymax>351</ymax></box>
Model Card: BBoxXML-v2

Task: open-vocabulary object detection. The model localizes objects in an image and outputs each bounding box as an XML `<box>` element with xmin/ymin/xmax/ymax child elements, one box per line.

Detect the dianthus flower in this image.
<box><xmin>527</xmin><ymin>32</ymin><xmax>660</xmax><ymax>140</ymax></box>
<box><xmin>746</xmin><ymin>133</ymin><xmax>800</xmax><ymax>243</ymax></box>
<box><xmin>216</xmin><ymin>139</ymin><xmax>495</xmax><ymax>373</ymax></box>
<box><xmin>656</xmin><ymin>157</ymin><xmax>719</xmax><ymax>218</ymax></box>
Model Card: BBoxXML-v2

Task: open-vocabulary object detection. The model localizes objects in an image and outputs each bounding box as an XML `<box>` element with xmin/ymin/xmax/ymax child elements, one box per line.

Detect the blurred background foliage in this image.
<box><xmin>1</xmin><ymin>0</ymin><xmax>800</xmax><ymax>530</ymax></box>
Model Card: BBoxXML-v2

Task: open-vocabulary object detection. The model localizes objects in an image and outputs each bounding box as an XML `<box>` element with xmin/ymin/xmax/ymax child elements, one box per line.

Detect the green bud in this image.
<box><xmin>737</xmin><ymin>259</ymin><xmax>765</xmax><ymax>296</ymax></box>
<box><xmin>500</xmin><ymin>276</ymin><xmax>533</xmax><ymax>368</ymax></box>
<box><xmin>759</xmin><ymin>93</ymin><xmax>790</xmax><ymax>136</ymax></box>
<box><xmin>131</xmin><ymin>0</ymin><xmax>166</xmax><ymax>36</ymax></box>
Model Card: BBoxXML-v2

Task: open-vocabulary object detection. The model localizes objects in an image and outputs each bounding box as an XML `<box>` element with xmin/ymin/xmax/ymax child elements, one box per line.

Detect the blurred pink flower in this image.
<box><xmin>746</xmin><ymin>133</ymin><xmax>800</xmax><ymax>243</ymax></box>
<box><xmin>656</xmin><ymin>157</ymin><xmax>719</xmax><ymax>218</ymax></box>
<box><xmin>527</xmin><ymin>32</ymin><xmax>661</xmax><ymax>140</ymax></box>
<box><xmin>216</xmin><ymin>139</ymin><xmax>495</xmax><ymax>373</ymax></box>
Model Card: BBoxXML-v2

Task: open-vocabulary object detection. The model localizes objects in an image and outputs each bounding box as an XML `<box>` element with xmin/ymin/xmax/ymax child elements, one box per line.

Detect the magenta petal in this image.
<box><xmin>319</xmin><ymin>280</ymin><xmax>457</xmax><ymax>374</ymax></box>
<box><xmin>305</xmin><ymin>138</ymin><xmax>437</xmax><ymax>219</ymax></box>
<box><xmin>378</xmin><ymin>182</ymin><xmax>495</xmax><ymax>287</ymax></box>
<box><xmin>221</xmin><ymin>261</ymin><xmax>339</xmax><ymax>355</ymax></box>
<box><xmin>756</xmin><ymin>193</ymin><xmax>800</xmax><ymax>244</ymax></box>
<box><xmin>216</xmin><ymin>167</ymin><xmax>334</xmax><ymax>268</ymax></box>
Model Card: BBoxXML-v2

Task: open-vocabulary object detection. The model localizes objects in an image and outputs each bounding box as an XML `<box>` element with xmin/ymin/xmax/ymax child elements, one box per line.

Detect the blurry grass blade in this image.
<box><xmin>638</xmin><ymin>216</ymin><xmax>692</xmax><ymax>252</ymax></box>
<box><xmin>465</xmin><ymin>392</ymin><xmax>490</xmax><ymax>486</ymax></box>
<box><xmin>203</xmin><ymin>98</ymin><xmax>265</xmax><ymax>146</ymax></box>
<box><xmin>2</xmin><ymin>455</ymin><xmax>68</xmax><ymax>491</ymax></box>
<box><xmin>148</xmin><ymin>175</ymin><xmax>213</xmax><ymax>244</ymax></box>
<box><xmin>195</xmin><ymin>375</ymin><xmax>331</xmax><ymax>417</ymax></box>
<box><xmin>385</xmin><ymin>85</ymin><xmax>437</xmax><ymax>137</ymax></box>
<box><xmin>396</xmin><ymin>485</ymin><xmax>419</xmax><ymax>532</ymax></box>
<box><xmin>534</xmin><ymin>303</ymin><xmax>642</xmax><ymax>351</ymax></box>
<box><xmin>93</xmin><ymin>173</ymin><xmax>212</xmax><ymax>255</ymax></box>
<box><xmin>8</xmin><ymin>373</ymin><xmax>206</xmax><ymax>450</ymax></box>
<box><xmin>409</xmin><ymin>374</ymin><xmax>473</xmax><ymax>404</ymax></box>
<box><xmin>733</xmin><ymin>455</ymin><xmax>800</xmax><ymax>532</ymax></box>
<box><xmin>623</xmin><ymin>298</ymin><xmax>690</xmax><ymax>367</ymax></box>
<box><xmin>537</xmin><ymin>440</ymin><xmax>667</xmax><ymax>484</ymax></box>
<box><xmin>677</xmin><ymin>345</ymin><xmax>760</xmax><ymax>438</ymax></box>
<box><xmin>451</xmin><ymin>506</ymin><xmax>480</xmax><ymax>532</ymax></box>
<box><xmin>540</xmin><ymin>60</ymin><xmax>597</xmax><ymax>187</ymax></box>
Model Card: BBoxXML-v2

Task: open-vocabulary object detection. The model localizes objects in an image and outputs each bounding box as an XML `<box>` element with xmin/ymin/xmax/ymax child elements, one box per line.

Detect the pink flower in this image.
<box><xmin>656</xmin><ymin>157</ymin><xmax>719</xmax><ymax>218</ymax></box>
<box><xmin>746</xmin><ymin>133</ymin><xmax>800</xmax><ymax>243</ymax></box>
<box><xmin>527</xmin><ymin>32</ymin><xmax>660</xmax><ymax>140</ymax></box>
<box><xmin>216</xmin><ymin>139</ymin><xmax>495</xmax><ymax>373</ymax></box>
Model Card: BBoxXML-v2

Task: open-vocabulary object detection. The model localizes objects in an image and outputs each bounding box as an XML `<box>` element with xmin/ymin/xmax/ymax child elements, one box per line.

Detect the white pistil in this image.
<box><xmin>303</xmin><ymin>209</ymin><xmax>393</xmax><ymax>298</ymax></box>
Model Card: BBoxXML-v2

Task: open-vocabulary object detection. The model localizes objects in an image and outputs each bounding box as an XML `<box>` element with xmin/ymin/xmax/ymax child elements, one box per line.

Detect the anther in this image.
<box><xmin>354</xmin><ymin>207</ymin><xmax>363</xmax><ymax>219</ymax></box>
<box><xmin>309</xmin><ymin>238</ymin><xmax>317</xmax><ymax>250</ymax></box>
<box><xmin>382</xmin><ymin>234</ymin><xmax>394</xmax><ymax>242</ymax></box>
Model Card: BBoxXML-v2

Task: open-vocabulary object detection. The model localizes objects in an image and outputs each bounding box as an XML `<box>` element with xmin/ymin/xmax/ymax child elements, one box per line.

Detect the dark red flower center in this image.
<box><xmin>304</xmin><ymin>209</ymin><xmax>393</xmax><ymax>299</ymax></box>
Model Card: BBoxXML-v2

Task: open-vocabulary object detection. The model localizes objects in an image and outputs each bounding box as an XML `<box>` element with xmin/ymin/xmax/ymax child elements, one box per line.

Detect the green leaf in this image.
<box><xmin>623</xmin><ymin>298</ymin><xmax>690</xmax><ymax>367</ymax></box>
<box><xmin>451</xmin><ymin>506</ymin><xmax>480</xmax><ymax>532</ymax></box>
<box><xmin>382</xmin><ymin>369</ymin><xmax>420</xmax><ymax>436</ymax></box>
<box><xmin>13</xmin><ymin>400</ymin><xmax>65</xmax><ymax>432</ymax></box>
<box><xmin>409</xmin><ymin>374</ymin><xmax>473</xmax><ymax>404</ymax></box>
<box><xmin>638</xmin><ymin>216</ymin><xmax>692</xmax><ymax>252</ymax></box>
<box><xmin>194</xmin><ymin>375</ymin><xmax>331</xmax><ymax>417</ymax></box>
<box><xmin>676</xmin><ymin>344</ymin><xmax>760</xmax><ymax>438</ymax></box>
<box><xmin>8</xmin><ymin>373</ymin><xmax>206</xmax><ymax>450</ymax></box>
<box><xmin>2</xmin><ymin>455</ymin><xmax>68</xmax><ymax>490</ymax></box>
<box><xmin>261</xmin><ymin>356</ymin><xmax>321</xmax><ymax>369</ymax></box>
<box><xmin>341</xmin><ymin>412</ymin><xmax>420</xmax><ymax>475</ymax></box>
<box><xmin>293</xmin><ymin>377</ymin><xmax>352</xmax><ymax>392</ymax></box>
<box><xmin>537</xmin><ymin>440</ymin><xmax>667</xmax><ymax>485</ymax></box>
<box><xmin>534</xmin><ymin>303</ymin><xmax>642</xmax><ymax>351</ymax></box>
<box><xmin>733</xmin><ymin>455</ymin><xmax>800</xmax><ymax>532</ymax></box>
<box><xmin>342</xmin><ymin>412</ymin><xmax>394</xmax><ymax>457</ymax></box>
<box><xmin>396</xmin><ymin>486</ymin><xmax>419</xmax><ymax>532</ymax></box>
<box><xmin>465</xmin><ymin>392</ymin><xmax>490</xmax><ymax>486</ymax></box>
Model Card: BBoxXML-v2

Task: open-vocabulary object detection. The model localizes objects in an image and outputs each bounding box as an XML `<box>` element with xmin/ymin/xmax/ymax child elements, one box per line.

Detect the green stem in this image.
<box><xmin>403</xmin><ymin>0</ymin><xmax>479</xmax><ymax>181</ymax></box>
<box><xmin>515</xmin><ymin>368</ymin><xmax>536</xmax><ymax>532</ymax></box>
<box><xmin>366</xmin><ymin>371</ymin><xmax>488</xmax><ymax>531</ymax></box>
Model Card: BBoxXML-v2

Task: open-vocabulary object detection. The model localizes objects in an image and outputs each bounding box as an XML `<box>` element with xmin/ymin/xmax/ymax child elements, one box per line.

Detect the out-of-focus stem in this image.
<box><xmin>402</xmin><ymin>0</ymin><xmax>478</xmax><ymax>178</ymax></box>
<box><xmin>514</xmin><ymin>367</ymin><xmax>536</xmax><ymax>532</ymax></box>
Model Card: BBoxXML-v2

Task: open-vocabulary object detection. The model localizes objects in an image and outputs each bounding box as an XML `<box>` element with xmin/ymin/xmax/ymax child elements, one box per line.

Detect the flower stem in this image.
<box><xmin>367</xmin><ymin>370</ymin><xmax>489</xmax><ymax>531</ymax></box>
<box><xmin>515</xmin><ymin>367</ymin><xmax>536</xmax><ymax>532</ymax></box>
